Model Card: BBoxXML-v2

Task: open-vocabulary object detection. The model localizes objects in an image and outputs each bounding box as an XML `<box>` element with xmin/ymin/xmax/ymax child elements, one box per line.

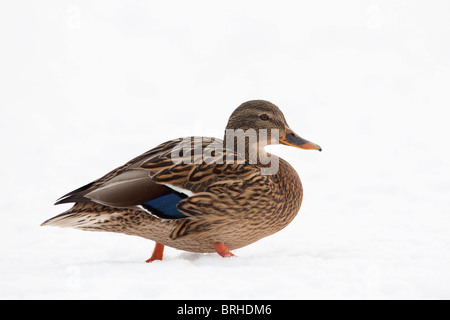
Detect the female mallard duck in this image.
<box><xmin>42</xmin><ymin>100</ymin><xmax>321</xmax><ymax>261</ymax></box>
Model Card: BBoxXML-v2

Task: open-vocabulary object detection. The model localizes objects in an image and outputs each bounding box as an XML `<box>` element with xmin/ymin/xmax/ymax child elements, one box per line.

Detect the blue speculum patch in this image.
<box><xmin>142</xmin><ymin>193</ymin><xmax>187</xmax><ymax>219</ymax></box>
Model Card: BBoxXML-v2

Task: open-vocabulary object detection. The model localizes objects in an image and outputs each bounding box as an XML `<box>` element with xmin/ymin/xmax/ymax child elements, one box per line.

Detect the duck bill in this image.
<box><xmin>279</xmin><ymin>128</ymin><xmax>322</xmax><ymax>151</ymax></box>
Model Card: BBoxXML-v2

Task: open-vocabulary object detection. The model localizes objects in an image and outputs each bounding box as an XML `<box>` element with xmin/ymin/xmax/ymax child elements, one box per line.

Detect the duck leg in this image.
<box><xmin>214</xmin><ymin>242</ymin><xmax>235</xmax><ymax>257</ymax></box>
<box><xmin>146</xmin><ymin>242</ymin><xmax>165</xmax><ymax>262</ymax></box>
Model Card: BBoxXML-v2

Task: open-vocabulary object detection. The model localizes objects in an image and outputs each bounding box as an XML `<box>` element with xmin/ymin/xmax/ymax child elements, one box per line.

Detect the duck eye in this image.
<box><xmin>260</xmin><ymin>114</ymin><xmax>269</xmax><ymax>121</ymax></box>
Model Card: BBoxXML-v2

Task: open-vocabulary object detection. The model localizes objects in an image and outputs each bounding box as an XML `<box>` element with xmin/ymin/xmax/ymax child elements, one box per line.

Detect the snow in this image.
<box><xmin>1</xmin><ymin>0</ymin><xmax>450</xmax><ymax>299</ymax></box>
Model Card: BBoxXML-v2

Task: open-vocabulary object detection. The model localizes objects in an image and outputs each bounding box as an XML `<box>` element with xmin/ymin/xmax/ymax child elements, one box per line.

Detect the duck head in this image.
<box><xmin>225</xmin><ymin>100</ymin><xmax>322</xmax><ymax>152</ymax></box>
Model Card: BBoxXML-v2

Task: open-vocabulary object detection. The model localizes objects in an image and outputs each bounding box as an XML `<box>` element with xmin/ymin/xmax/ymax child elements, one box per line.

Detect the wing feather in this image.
<box><xmin>55</xmin><ymin>136</ymin><xmax>264</xmax><ymax>233</ymax></box>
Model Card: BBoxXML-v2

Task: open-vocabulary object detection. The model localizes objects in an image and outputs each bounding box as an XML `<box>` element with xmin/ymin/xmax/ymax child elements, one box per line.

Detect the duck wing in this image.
<box><xmin>54</xmin><ymin>137</ymin><xmax>259</xmax><ymax>213</ymax></box>
<box><xmin>54</xmin><ymin>138</ymin><xmax>186</xmax><ymax>207</ymax></box>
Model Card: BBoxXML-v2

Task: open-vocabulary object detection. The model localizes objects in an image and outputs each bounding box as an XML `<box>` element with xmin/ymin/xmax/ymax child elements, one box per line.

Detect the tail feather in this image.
<box><xmin>41</xmin><ymin>203</ymin><xmax>120</xmax><ymax>230</ymax></box>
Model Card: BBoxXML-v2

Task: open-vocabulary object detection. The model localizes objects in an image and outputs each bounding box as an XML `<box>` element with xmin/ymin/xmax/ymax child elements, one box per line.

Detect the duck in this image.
<box><xmin>42</xmin><ymin>100</ymin><xmax>321</xmax><ymax>261</ymax></box>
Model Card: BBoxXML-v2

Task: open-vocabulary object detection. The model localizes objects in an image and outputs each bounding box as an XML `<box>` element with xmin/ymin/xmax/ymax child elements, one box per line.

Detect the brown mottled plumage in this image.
<box><xmin>42</xmin><ymin>100</ymin><xmax>321</xmax><ymax>260</ymax></box>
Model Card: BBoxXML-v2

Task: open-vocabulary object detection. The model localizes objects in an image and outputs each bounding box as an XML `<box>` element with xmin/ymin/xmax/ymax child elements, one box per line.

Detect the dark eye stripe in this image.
<box><xmin>260</xmin><ymin>114</ymin><xmax>269</xmax><ymax>121</ymax></box>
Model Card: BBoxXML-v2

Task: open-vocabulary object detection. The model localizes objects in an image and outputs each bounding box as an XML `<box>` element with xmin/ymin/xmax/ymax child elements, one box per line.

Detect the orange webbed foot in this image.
<box><xmin>146</xmin><ymin>242</ymin><xmax>165</xmax><ymax>262</ymax></box>
<box><xmin>214</xmin><ymin>242</ymin><xmax>235</xmax><ymax>258</ymax></box>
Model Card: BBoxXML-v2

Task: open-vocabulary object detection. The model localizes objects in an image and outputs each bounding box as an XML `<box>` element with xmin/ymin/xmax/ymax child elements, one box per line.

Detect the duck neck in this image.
<box><xmin>223</xmin><ymin>129</ymin><xmax>260</xmax><ymax>163</ymax></box>
<box><xmin>223</xmin><ymin>129</ymin><xmax>279</xmax><ymax>174</ymax></box>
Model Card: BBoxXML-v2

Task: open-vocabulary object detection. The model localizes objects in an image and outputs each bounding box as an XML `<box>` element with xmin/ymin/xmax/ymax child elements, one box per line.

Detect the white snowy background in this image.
<box><xmin>1</xmin><ymin>0</ymin><xmax>449</xmax><ymax>299</ymax></box>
